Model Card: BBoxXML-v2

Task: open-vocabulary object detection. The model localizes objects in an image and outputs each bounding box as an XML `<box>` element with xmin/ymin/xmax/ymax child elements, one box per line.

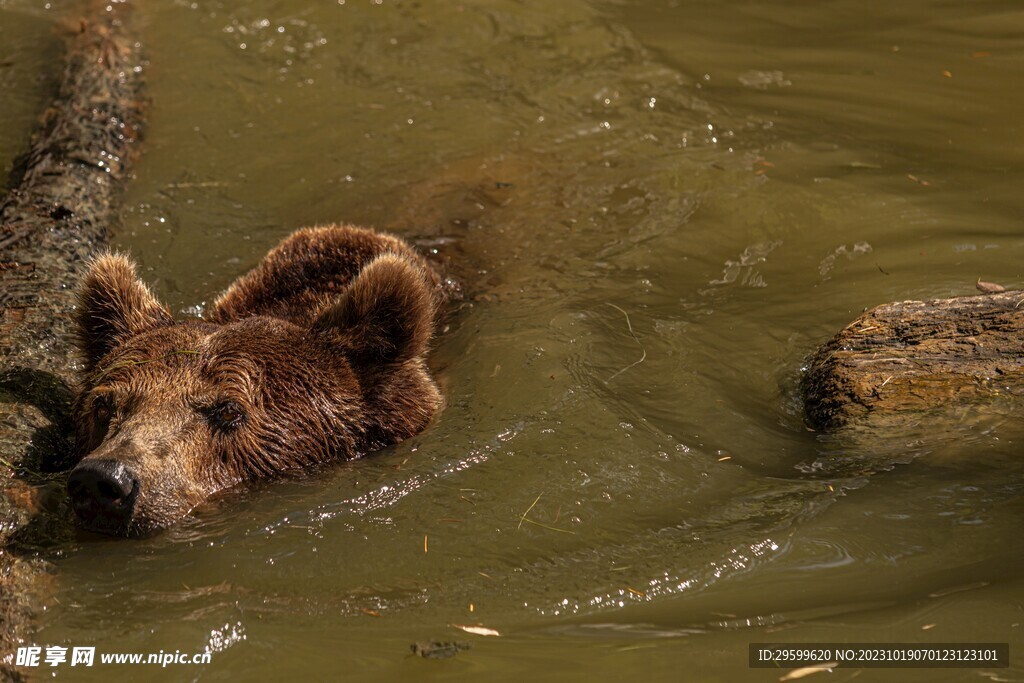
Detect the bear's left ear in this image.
<box><xmin>311</xmin><ymin>253</ymin><xmax>435</xmax><ymax>367</ymax></box>
<box><xmin>77</xmin><ymin>253</ymin><xmax>175</xmax><ymax>373</ymax></box>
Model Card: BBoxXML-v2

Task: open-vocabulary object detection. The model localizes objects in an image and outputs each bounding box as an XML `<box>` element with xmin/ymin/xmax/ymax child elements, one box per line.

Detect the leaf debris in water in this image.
<box><xmin>976</xmin><ymin>278</ymin><xmax>1006</xmax><ymax>294</ymax></box>
<box><xmin>779</xmin><ymin>663</ymin><xmax>837</xmax><ymax>681</ymax></box>
<box><xmin>452</xmin><ymin>624</ymin><xmax>501</xmax><ymax>637</ymax></box>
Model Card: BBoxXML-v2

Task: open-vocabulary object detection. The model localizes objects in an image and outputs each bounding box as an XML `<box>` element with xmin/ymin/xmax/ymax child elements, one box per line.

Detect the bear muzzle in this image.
<box><xmin>67</xmin><ymin>459</ymin><xmax>140</xmax><ymax>534</ymax></box>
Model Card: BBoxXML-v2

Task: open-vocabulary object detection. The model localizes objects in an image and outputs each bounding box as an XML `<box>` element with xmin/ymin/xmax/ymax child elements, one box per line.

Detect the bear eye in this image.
<box><xmin>208</xmin><ymin>401</ymin><xmax>245</xmax><ymax>430</ymax></box>
<box><xmin>93</xmin><ymin>395</ymin><xmax>112</xmax><ymax>422</ymax></box>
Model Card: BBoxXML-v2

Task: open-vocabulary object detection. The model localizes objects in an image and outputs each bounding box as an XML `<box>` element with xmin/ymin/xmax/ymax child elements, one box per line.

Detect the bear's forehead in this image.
<box><xmin>96</xmin><ymin>318</ymin><xmax>317</xmax><ymax>383</ymax></box>
<box><xmin>126</xmin><ymin>317</ymin><xmax>300</xmax><ymax>350</ymax></box>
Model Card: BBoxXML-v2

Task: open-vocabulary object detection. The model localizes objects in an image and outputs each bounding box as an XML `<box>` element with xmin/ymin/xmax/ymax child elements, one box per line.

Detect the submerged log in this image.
<box><xmin>802</xmin><ymin>290</ymin><xmax>1024</xmax><ymax>432</ymax></box>
<box><xmin>0</xmin><ymin>4</ymin><xmax>143</xmax><ymax>678</ymax></box>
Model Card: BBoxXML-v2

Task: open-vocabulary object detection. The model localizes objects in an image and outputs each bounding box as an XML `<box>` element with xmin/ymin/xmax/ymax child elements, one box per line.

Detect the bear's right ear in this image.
<box><xmin>310</xmin><ymin>253</ymin><xmax>435</xmax><ymax>368</ymax></box>
<box><xmin>77</xmin><ymin>253</ymin><xmax>174</xmax><ymax>373</ymax></box>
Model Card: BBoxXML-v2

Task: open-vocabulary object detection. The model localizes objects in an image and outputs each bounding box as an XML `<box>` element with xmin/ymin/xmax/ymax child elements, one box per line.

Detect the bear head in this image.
<box><xmin>68</xmin><ymin>234</ymin><xmax>441</xmax><ymax>536</ymax></box>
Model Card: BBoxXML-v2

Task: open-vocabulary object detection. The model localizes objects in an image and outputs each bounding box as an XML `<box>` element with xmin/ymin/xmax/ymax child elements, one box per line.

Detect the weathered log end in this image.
<box><xmin>802</xmin><ymin>291</ymin><xmax>1024</xmax><ymax>432</ymax></box>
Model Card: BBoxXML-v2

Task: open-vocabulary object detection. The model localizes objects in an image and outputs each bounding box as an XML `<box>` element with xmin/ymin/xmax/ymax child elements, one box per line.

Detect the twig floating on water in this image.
<box><xmin>411</xmin><ymin>641</ymin><xmax>470</xmax><ymax>659</ymax></box>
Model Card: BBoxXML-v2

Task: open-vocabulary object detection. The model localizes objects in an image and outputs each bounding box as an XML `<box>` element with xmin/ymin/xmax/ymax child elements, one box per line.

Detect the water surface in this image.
<box><xmin>3</xmin><ymin>0</ymin><xmax>1024</xmax><ymax>680</ymax></box>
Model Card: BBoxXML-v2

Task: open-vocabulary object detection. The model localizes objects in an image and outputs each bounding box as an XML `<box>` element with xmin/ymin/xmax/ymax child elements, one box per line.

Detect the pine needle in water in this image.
<box><xmin>521</xmin><ymin>518</ymin><xmax>576</xmax><ymax>535</ymax></box>
<box><xmin>517</xmin><ymin>493</ymin><xmax>542</xmax><ymax>530</ymax></box>
<box><xmin>516</xmin><ymin>493</ymin><xmax>575</xmax><ymax>534</ymax></box>
<box><xmin>604</xmin><ymin>303</ymin><xmax>646</xmax><ymax>382</ymax></box>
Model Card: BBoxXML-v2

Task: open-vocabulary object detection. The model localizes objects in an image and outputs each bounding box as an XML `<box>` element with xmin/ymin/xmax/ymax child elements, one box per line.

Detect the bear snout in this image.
<box><xmin>67</xmin><ymin>459</ymin><xmax>140</xmax><ymax>533</ymax></box>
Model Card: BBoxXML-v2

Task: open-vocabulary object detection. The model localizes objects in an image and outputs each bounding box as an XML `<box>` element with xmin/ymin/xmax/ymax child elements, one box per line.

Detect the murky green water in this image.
<box><xmin>4</xmin><ymin>0</ymin><xmax>1024</xmax><ymax>680</ymax></box>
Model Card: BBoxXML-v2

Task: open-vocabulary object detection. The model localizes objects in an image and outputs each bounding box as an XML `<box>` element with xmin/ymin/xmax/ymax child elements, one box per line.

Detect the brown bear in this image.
<box><xmin>67</xmin><ymin>225</ymin><xmax>444</xmax><ymax>536</ymax></box>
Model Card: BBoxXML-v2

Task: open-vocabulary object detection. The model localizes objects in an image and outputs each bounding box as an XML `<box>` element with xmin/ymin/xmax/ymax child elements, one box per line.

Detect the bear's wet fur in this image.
<box><xmin>68</xmin><ymin>225</ymin><xmax>444</xmax><ymax>536</ymax></box>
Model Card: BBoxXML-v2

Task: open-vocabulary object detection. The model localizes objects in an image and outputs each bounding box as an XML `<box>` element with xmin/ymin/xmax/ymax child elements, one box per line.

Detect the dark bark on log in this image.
<box><xmin>0</xmin><ymin>5</ymin><xmax>142</xmax><ymax>679</ymax></box>
<box><xmin>802</xmin><ymin>291</ymin><xmax>1024</xmax><ymax>432</ymax></box>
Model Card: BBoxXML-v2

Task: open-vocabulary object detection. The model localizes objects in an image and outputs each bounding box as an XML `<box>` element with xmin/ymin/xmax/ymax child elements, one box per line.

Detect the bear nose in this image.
<box><xmin>68</xmin><ymin>459</ymin><xmax>139</xmax><ymax>522</ymax></box>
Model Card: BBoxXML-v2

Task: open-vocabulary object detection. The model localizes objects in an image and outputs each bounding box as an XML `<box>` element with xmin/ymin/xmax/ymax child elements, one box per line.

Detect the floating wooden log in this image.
<box><xmin>802</xmin><ymin>290</ymin><xmax>1024</xmax><ymax>432</ymax></box>
<box><xmin>0</xmin><ymin>4</ymin><xmax>143</xmax><ymax>677</ymax></box>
